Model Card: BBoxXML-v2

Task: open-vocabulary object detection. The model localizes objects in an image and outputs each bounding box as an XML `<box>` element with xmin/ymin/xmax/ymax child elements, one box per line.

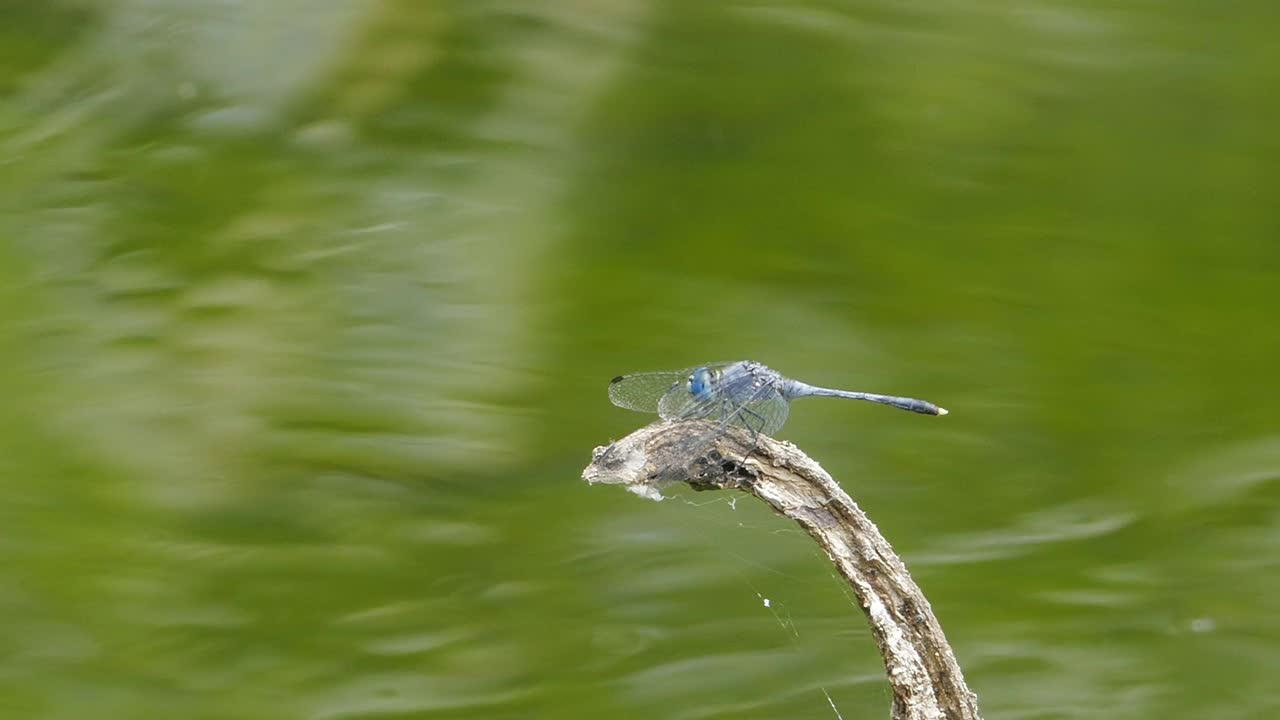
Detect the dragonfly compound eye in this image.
<box><xmin>689</xmin><ymin>367</ymin><xmax>717</xmax><ymax>400</ymax></box>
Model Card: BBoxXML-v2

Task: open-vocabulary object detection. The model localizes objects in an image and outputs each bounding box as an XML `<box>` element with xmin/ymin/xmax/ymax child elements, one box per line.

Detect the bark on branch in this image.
<box><xmin>582</xmin><ymin>421</ymin><xmax>982</xmax><ymax>720</ymax></box>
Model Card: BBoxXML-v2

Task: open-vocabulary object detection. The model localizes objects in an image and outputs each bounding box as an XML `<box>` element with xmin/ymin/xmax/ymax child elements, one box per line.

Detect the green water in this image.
<box><xmin>2</xmin><ymin>2</ymin><xmax>1278</xmax><ymax>718</ymax></box>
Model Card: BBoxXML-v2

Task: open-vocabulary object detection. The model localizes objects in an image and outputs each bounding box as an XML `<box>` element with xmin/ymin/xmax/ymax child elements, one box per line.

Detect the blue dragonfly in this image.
<box><xmin>608</xmin><ymin>361</ymin><xmax>946</xmax><ymax>444</ymax></box>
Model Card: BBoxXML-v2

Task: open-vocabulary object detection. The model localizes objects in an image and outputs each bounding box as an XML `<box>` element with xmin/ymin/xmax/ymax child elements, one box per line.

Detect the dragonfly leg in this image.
<box><xmin>739</xmin><ymin>407</ymin><xmax>762</xmax><ymax>437</ymax></box>
<box><xmin>737</xmin><ymin>406</ymin><xmax>766</xmax><ymax>456</ymax></box>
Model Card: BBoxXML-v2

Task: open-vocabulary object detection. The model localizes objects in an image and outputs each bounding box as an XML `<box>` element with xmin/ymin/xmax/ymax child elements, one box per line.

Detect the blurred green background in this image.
<box><xmin>2</xmin><ymin>2</ymin><xmax>1278</xmax><ymax>718</ymax></box>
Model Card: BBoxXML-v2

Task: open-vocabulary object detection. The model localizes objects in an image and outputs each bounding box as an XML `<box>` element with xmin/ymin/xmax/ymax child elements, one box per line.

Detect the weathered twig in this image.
<box><xmin>583</xmin><ymin>421</ymin><xmax>982</xmax><ymax>720</ymax></box>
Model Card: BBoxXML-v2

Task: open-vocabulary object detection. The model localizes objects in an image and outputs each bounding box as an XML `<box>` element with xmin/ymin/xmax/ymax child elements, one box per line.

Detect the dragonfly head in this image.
<box><xmin>687</xmin><ymin>366</ymin><xmax>716</xmax><ymax>401</ymax></box>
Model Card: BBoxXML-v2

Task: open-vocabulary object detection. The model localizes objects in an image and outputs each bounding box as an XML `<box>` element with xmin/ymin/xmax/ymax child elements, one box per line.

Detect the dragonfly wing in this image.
<box><xmin>658</xmin><ymin>366</ymin><xmax>790</xmax><ymax>435</ymax></box>
<box><xmin>705</xmin><ymin>364</ymin><xmax>790</xmax><ymax>435</ymax></box>
<box><xmin>608</xmin><ymin>371</ymin><xmax>686</xmax><ymax>413</ymax></box>
<box><xmin>658</xmin><ymin>379</ymin><xmax>710</xmax><ymax>420</ymax></box>
<box><xmin>652</xmin><ymin>362</ymin><xmax>737</xmax><ymax>421</ymax></box>
<box><xmin>734</xmin><ymin>392</ymin><xmax>790</xmax><ymax>435</ymax></box>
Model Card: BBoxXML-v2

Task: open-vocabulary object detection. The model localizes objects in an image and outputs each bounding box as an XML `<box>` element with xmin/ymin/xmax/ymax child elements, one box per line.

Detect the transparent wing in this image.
<box><xmin>736</xmin><ymin>392</ymin><xmax>790</xmax><ymax>435</ymax></box>
<box><xmin>659</xmin><ymin>363</ymin><xmax>790</xmax><ymax>434</ymax></box>
<box><xmin>642</xmin><ymin>366</ymin><xmax>792</xmax><ymax>483</ymax></box>
<box><xmin>657</xmin><ymin>378</ymin><xmax>710</xmax><ymax>420</ymax></box>
<box><xmin>608</xmin><ymin>370</ymin><xmax>687</xmax><ymax>413</ymax></box>
<box><xmin>655</xmin><ymin>361</ymin><xmax>741</xmax><ymax>422</ymax></box>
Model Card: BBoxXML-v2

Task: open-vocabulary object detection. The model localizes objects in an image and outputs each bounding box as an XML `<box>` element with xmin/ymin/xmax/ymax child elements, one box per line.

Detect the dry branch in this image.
<box><xmin>583</xmin><ymin>421</ymin><xmax>982</xmax><ymax>720</ymax></box>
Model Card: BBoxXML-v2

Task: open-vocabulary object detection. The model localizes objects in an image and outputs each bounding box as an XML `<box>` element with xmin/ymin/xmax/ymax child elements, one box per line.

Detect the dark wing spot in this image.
<box><xmin>610</xmin><ymin>376</ymin><xmax>624</xmax><ymax>384</ymax></box>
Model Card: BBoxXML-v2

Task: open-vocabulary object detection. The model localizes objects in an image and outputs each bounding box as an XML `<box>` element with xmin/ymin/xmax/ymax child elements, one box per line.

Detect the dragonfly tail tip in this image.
<box><xmin>936</xmin><ymin>406</ymin><xmax>949</xmax><ymax>416</ymax></box>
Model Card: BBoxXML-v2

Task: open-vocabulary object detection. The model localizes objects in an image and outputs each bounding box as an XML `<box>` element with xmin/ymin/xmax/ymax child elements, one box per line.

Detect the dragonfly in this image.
<box><xmin>608</xmin><ymin>360</ymin><xmax>947</xmax><ymax>444</ymax></box>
